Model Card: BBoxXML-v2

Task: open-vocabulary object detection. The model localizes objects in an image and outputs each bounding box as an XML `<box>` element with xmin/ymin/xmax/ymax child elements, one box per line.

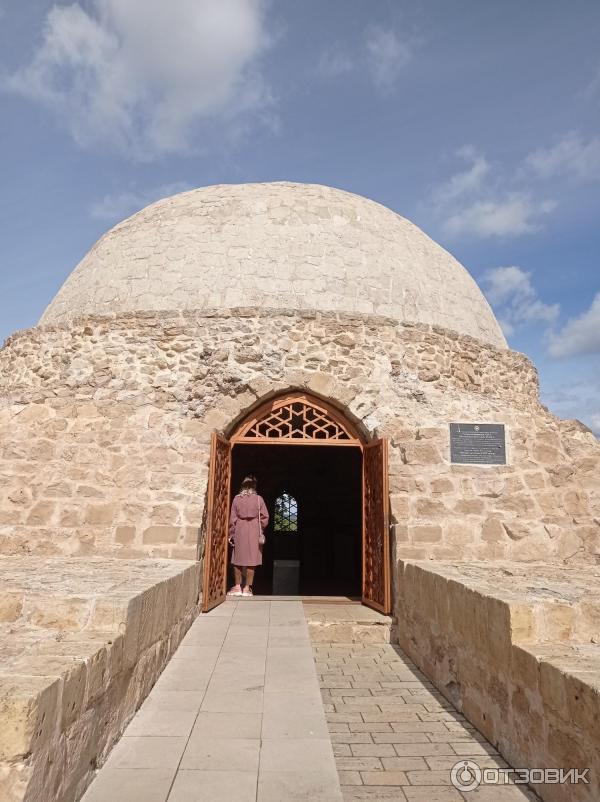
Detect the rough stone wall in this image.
<box><xmin>0</xmin><ymin>401</ymin><xmax>203</xmax><ymax>560</ymax></box>
<box><xmin>396</xmin><ymin>560</ymin><xmax>600</xmax><ymax>802</ymax></box>
<box><xmin>0</xmin><ymin>309</ymin><xmax>598</xmax><ymax>562</ymax></box>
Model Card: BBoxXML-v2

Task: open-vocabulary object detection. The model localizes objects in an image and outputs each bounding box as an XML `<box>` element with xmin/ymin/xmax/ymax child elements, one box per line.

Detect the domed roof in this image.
<box><xmin>40</xmin><ymin>182</ymin><xmax>506</xmax><ymax>347</ymax></box>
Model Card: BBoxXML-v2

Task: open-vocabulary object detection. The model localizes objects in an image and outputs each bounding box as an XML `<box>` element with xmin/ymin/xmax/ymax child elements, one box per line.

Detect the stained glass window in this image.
<box><xmin>274</xmin><ymin>492</ymin><xmax>298</xmax><ymax>533</ymax></box>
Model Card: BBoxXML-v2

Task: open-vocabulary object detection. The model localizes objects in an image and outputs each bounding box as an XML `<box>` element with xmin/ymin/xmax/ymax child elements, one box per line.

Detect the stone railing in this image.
<box><xmin>0</xmin><ymin>557</ymin><xmax>201</xmax><ymax>802</ymax></box>
<box><xmin>396</xmin><ymin>560</ymin><xmax>600</xmax><ymax>802</ymax></box>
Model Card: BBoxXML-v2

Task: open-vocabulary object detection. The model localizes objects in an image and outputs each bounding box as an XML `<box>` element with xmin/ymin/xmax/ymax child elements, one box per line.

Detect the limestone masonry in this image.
<box><xmin>0</xmin><ymin>558</ymin><xmax>200</xmax><ymax>802</ymax></box>
<box><xmin>0</xmin><ymin>182</ymin><xmax>598</xmax><ymax>802</ymax></box>
<box><xmin>0</xmin><ymin>309</ymin><xmax>597</xmax><ymax>564</ymax></box>
<box><xmin>40</xmin><ymin>182</ymin><xmax>506</xmax><ymax>348</ymax></box>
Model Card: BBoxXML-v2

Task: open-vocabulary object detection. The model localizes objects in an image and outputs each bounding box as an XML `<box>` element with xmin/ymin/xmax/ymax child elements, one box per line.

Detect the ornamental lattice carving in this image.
<box><xmin>202</xmin><ymin>433</ymin><xmax>231</xmax><ymax>612</ymax></box>
<box><xmin>233</xmin><ymin>395</ymin><xmax>360</xmax><ymax>444</ymax></box>
<box><xmin>362</xmin><ymin>438</ymin><xmax>391</xmax><ymax>613</ymax></box>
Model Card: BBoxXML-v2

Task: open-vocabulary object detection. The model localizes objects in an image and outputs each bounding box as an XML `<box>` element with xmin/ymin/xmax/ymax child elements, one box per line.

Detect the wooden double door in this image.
<box><xmin>201</xmin><ymin>393</ymin><xmax>391</xmax><ymax>614</ymax></box>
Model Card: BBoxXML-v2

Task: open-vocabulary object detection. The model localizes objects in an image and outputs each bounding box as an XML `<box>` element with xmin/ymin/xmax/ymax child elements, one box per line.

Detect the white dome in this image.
<box><xmin>40</xmin><ymin>182</ymin><xmax>506</xmax><ymax>347</ymax></box>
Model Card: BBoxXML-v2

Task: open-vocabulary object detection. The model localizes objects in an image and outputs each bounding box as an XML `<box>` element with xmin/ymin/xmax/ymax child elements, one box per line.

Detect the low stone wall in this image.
<box><xmin>396</xmin><ymin>560</ymin><xmax>600</xmax><ymax>802</ymax></box>
<box><xmin>0</xmin><ymin>557</ymin><xmax>201</xmax><ymax>802</ymax></box>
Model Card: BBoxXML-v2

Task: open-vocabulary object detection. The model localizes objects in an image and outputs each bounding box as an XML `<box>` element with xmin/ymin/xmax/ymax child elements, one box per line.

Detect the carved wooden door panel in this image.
<box><xmin>362</xmin><ymin>438</ymin><xmax>391</xmax><ymax>614</ymax></box>
<box><xmin>202</xmin><ymin>432</ymin><xmax>231</xmax><ymax>612</ymax></box>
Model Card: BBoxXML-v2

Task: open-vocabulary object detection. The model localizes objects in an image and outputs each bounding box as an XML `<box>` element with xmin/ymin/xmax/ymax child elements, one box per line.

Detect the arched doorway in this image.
<box><xmin>201</xmin><ymin>392</ymin><xmax>391</xmax><ymax>614</ymax></box>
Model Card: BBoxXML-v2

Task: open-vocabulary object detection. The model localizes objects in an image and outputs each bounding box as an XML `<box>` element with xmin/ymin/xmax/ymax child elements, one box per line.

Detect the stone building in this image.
<box><xmin>1</xmin><ymin>182</ymin><xmax>599</xmax><ymax>802</ymax></box>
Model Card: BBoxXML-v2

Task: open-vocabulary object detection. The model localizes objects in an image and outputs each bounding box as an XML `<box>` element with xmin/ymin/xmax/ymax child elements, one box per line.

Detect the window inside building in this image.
<box><xmin>273</xmin><ymin>492</ymin><xmax>298</xmax><ymax>533</ymax></box>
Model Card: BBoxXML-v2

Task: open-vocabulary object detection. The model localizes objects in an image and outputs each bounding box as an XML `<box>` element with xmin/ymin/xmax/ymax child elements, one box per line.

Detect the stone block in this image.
<box><xmin>26</xmin><ymin>501</ymin><xmax>56</xmax><ymax>526</ymax></box>
<box><xmin>308</xmin><ymin>371</ymin><xmax>337</xmax><ymax>397</ymax></box>
<box><xmin>410</xmin><ymin>525</ymin><xmax>442</xmax><ymax>543</ymax></box>
<box><xmin>7</xmin><ymin>487</ymin><xmax>32</xmax><ymax>505</ymax></box>
<box><xmin>415</xmin><ymin>499</ymin><xmax>447</xmax><ymax>518</ymax></box>
<box><xmin>85</xmin><ymin>646</ymin><xmax>109</xmax><ymax>706</ymax></box>
<box><xmin>533</xmin><ymin>444</ymin><xmax>560</xmax><ymax>465</ymax></box>
<box><xmin>17</xmin><ymin>405</ymin><xmax>54</xmax><ymax>424</ymax></box>
<box><xmin>453</xmin><ymin>498</ymin><xmax>485</xmax><ymax>515</ymax></box>
<box><xmin>28</xmin><ymin>596</ymin><xmax>90</xmax><ymax>631</ymax></box>
<box><xmin>481</xmin><ymin>517</ymin><xmax>505</xmax><ymax>543</ymax></box>
<box><xmin>404</xmin><ymin>443</ymin><xmax>443</xmax><ymax>465</ymax></box>
<box><xmin>511</xmin><ymin>646</ymin><xmax>540</xmax><ymax>694</ymax></box>
<box><xmin>143</xmin><ymin>526</ymin><xmax>181</xmax><ymax>544</ymax></box>
<box><xmin>115</xmin><ymin>525</ymin><xmax>136</xmax><ymax>544</ymax></box>
<box><xmin>44</xmin><ymin>482</ymin><xmax>73</xmax><ymax>498</ymax></box>
<box><xmin>0</xmin><ymin>675</ymin><xmax>60</xmax><ymax>761</ymax></box>
<box><xmin>539</xmin><ymin>660</ymin><xmax>569</xmax><ymax>719</ymax></box>
<box><xmin>430</xmin><ymin>478</ymin><xmax>454</xmax><ymax>494</ymax></box>
<box><xmin>183</xmin><ymin>526</ymin><xmax>200</xmax><ymax>544</ymax></box>
<box><xmin>0</xmin><ymin>508</ymin><xmax>23</xmax><ymax>525</ymax></box>
<box><xmin>61</xmin><ymin>660</ymin><xmax>88</xmax><ymax>730</ymax></box>
<box><xmin>122</xmin><ymin>594</ymin><xmax>143</xmax><ymax>669</ymax></box>
<box><xmin>565</xmin><ymin>670</ymin><xmax>600</xmax><ymax>742</ymax></box>
<box><xmin>390</xmin><ymin>495</ymin><xmax>409</xmax><ymax>517</ymax></box>
<box><xmin>508</xmin><ymin>604</ymin><xmax>536</xmax><ymax>643</ymax></box>
<box><xmin>151</xmin><ymin>504</ymin><xmax>180</xmax><ymax>524</ymax></box>
<box><xmin>89</xmin><ymin>596</ymin><xmax>130</xmax><ymax>632</ymax></box>
<box><xmin>540</xmin><ymin>603</ymin><xmax>575</xmax><ymax>641</ymax></box>
<box><xmin>59</xmin><ymin>506</ymin><xmax>84</xmax><ymax>527</ymax></box>
<box><xmin>84</xmin><ymin>504</ymin><xmax>118</xmax><ymax>525</ymax></box>
<box><xmin>0</xmin><ymin>591</ymin><xmax>23</xmax><ymax>622</ymax></box>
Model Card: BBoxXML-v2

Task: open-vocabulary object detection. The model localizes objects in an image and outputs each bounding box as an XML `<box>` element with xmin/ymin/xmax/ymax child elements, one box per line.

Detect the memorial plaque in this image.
<box><xmin>450</xmin><ymin>423</ymin><xmax>506</xmax><ymax>465</ymax></box>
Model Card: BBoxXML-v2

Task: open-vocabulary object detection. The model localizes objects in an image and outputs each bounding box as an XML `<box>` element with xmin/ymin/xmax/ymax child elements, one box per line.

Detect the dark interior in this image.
<box><xmin>230</xmin><ymin>443</ymin><xmax>362</xmax><ymax>596</ymax></box>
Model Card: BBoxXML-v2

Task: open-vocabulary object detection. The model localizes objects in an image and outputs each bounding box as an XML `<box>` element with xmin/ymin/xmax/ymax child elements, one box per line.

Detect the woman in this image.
<box><xmin>227</xmin><ymin>475</ymin><xmax>269</xmax><ymax>597</ymax></box>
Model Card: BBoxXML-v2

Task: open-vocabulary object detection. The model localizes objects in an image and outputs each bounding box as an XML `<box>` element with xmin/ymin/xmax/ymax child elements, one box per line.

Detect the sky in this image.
<box><xmin>0</xmin><ymin>0</ymin><xmax>599</xmax><ymax>434</ymax></box>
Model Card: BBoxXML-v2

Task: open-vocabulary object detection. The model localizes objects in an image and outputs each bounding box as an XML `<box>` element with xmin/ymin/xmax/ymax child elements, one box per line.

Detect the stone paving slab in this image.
<box><xmin>82</xmin><ymin>600</ymin><xmax>342</xmax><ymax>802</ymax></box>
<box><xmin>81</xmin><ymin>600</ymin><xmax>544</xmax><ymax>802</ymax></box>
<box><xmin>312</xmin><ymin>641</ymin><xmax>540</xmax><ymax>802</ymax></box>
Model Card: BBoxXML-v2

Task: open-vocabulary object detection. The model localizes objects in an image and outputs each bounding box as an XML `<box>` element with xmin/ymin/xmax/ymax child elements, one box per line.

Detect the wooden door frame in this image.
<box><xmin>201</xmin><ymin>433</ymin><xmax>232</xmax><ymax>612</ymax></box>
<box><xmin>203</xmin><ymin>391</ymin><xmax>391</xmax><ymax>613</ymax></box>
<box><xmin>362</xmin><ymin>438</ymin><xmax>391</xmax><ymax>614</ymax></box>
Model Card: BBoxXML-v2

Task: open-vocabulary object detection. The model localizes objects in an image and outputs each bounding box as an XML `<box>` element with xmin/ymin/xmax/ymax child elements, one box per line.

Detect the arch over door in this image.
<box><xmin>362</xmin><ymin>438</ymin><xmax>391</xmax><ymax>614</ymax></box>
<box><xmin>201</xmin><ymin>432</ymin><xmax>231</xmax><ymax>612</ymax></box>
<box><xmin>231</xmin><ymin>392</ymin><xmax>363</xmax><ymax>446</ymax></box>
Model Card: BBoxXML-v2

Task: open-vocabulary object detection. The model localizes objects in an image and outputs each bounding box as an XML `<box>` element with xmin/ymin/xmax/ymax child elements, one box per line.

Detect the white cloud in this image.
<box><xmin>579</xmin><ymin>65</ymin><xmax>600</xmax><ymax>101</ymax></box>
<box><xmin>526</xmin><ymin>131</ymin><xmax>600</xmax><ymax>181</ymax></box>
<box><xmin>429</xmin><ymin>146</ymin><xmax>556</xmax><ymax>240</ymax></box>
<box><xmin>4</xmin><ymin>0</ymin><xmax>271</xmax><ymax>159</ymax></box>
<box><xmin>549</xmin><ymin>293</ymin><xmax>600</xmax><ymax>358</ymax></box>
<box><xmin>443</xmin><ymin>194</ymin><xmax>555</xmax><ymax>239</ymax></box>
<box><xmin>544</xmin><ymin>376</ymin><xmax>600</xmax><ymax>437</ymax></box>
<box><xmin>483</xmin><ymin>266</ymin><xmax>560</xmax><ymax>335</ymax></box>
<box><xmin>317</xmin><ymin>44</ymin><xmax>353</xmax><ymax>79</ymax></box>
<box><xmin>317</xmin><ymin>25</ymin><xmax>415</xmax><ymax>91</ymax></box>
<box><xmin>365</xmin><ymin>26</ymin><xmax>413</xmax><ymax>92</ymax></box>
<box><xmin>433</xmin><ymin>145</ymin><xmax>490</xmax><ymax>205</ymax></box>
<box><xmin>485</xmin><ymin>265</ymin><xmax>535</xmax><ymax>306</ymax></box>
<box><xmin>90</xmin><ymin>181</ymin><xmax>192</xmax><ymax>222</ymax></box>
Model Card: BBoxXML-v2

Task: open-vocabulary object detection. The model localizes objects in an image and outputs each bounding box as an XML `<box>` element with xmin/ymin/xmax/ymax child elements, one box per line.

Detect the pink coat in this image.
<box><xmin>229</xmin><ymin>492</ymin><xmax>269</xmax><ymax>567</ymax></box>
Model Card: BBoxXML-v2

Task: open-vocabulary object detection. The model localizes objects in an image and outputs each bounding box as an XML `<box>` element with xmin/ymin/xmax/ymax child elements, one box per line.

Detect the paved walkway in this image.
<box><xmin>82</xmin><ymin>599</ymin><xmax>341</xmax><ymax>802</ymax></box>
<box><xmin>83</xmin><ymin>600</ymin><xmax>538</xmax><ymax>802</ymax></box>
<box><xmin>315</xmin><ymin>641</ymin><xmax>538</xmax><ymax>802</ymax></box>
